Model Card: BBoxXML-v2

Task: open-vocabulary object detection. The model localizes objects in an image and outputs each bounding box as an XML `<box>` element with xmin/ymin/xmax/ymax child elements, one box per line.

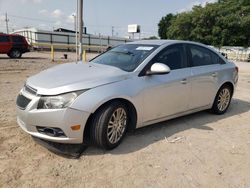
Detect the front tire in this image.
<box><xmin>91</xmin><ymin>102</ymin><xmax>129</xmax><ymax>150</ymax></box>
<box><xmin>211</xmin><ymin>85</ymin><xmax>232</xmax><ymax>115</ymax></box>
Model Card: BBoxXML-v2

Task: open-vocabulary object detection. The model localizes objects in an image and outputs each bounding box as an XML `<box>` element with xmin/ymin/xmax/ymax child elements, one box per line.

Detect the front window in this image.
<box><xmin>151</xmin><ymin>44</ymin><xmax>186</xmax><ymax>70</ymax></box>
<box><xmin>91</xmin><ymin>44</ymin><xmax>159</xmax><ymax>72</ymax></box>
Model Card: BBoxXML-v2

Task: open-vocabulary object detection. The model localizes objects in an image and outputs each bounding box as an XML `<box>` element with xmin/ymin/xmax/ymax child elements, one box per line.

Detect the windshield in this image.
<box><xmin>91</xmin><ymin>44</ymin><xmax>159</xmax><ymax>72</ymax></box>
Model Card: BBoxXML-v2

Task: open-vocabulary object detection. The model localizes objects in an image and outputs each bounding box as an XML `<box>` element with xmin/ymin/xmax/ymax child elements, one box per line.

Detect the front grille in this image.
<box><xmin>24</xmin><ymin>84</ymin><xmax>37</xmax><ymax>95</ymax></box>
<box><xmin>16</xmin><ymin>94</ymin><xmax>31</xmax><ymax>110</ymax></box>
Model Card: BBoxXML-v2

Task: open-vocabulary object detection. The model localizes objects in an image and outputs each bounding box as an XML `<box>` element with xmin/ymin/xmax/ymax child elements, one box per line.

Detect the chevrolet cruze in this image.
<box><xmin>16</xmin><ymin>40</ymin><xmax>238</xmax><ymax>150</ymax></box>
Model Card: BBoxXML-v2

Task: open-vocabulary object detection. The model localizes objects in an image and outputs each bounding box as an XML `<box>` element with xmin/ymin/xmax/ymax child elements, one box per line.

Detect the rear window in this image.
<box><xmin>12</xmin><ymin>36</ymin><xmax>24</xmax><ymax>43</ymax></box>
<box><xmin>0</xmin><ymin>35</ymin><xmax>10</xmax><ymax>42</ymax></box>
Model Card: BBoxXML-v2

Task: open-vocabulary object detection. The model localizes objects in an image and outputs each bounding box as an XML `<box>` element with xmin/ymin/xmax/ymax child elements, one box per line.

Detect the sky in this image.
<box><xmin>0</xmin><ymin>0</ymin><xmax>217</xmax><ymax>38</ymax></box>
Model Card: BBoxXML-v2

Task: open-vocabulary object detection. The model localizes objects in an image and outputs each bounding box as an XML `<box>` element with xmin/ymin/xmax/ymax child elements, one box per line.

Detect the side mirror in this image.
<box><xmin>147</xmin><ymin>63</ymin><xmax>171</xmax><ymax>75</ymax></box>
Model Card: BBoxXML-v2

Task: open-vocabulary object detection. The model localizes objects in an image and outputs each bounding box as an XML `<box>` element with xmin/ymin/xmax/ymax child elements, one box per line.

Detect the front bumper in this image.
<box><xmin>16</xmin><ymin>88</ymin><xmax>91</xmax><ymax>144</ymax></box>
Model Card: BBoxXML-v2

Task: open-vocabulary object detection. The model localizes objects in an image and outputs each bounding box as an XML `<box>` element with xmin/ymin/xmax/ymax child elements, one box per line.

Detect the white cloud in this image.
<box><xmin>38</xmin><ymin>9</ymin><xmax>49</xmax><ymax>16</ymax></box>
<box><xmin>179</xmin><ymin>0</ymin><xmax>218</xmax><ymax>13</ymax></box>
<box><xmin>54</xmin><ymin>20</ymin><xmax>62</xmax><ymax>27</ymax></box>
<box><xmin>201</xmin><ymin>0</ymin><xmax>217</xmax><ymax>6</ymax></box>
<box><xmin>0</xmin><ymin>15</ymin><xmax>5</xmax><ymax>22</ymax></box>
<box><xmin>21</xmin><ymin>0</ymin><xmax>42</xmax><ymax>4</ymax></box>
<box><xmin>66</xmin><ymin>13</ymin><xmax>76</xmax><ymax>24</ymax></box>
<box><xmin>179</xmin><ymin>1</ymin><xmax>200</xmax><ymax>12</ymax></box>
<box><xmin>38</xmin><ymin>23</ymin><xmax>47</xmax><ymax>29</ymax></box>
<box><xmin>52</xmin><ymin>9</ymin><xmax>63</xmax><ymax>18</ymax></box>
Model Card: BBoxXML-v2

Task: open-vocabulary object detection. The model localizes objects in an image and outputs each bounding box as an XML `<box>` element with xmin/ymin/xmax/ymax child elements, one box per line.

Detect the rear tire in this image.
<box><xmin>211</xmin><ymin>85</ymin><xmax>232</xmax><ymax>115</ymax></box>
<box><xmin>9</xmin><ymin>49</ymin><xmax>22</xmax><ymax>58</ymax></box>
<box><xmin>90</xmin><ymin>101</ymin><xmax>129</xmax><ymax>150</ymax></box>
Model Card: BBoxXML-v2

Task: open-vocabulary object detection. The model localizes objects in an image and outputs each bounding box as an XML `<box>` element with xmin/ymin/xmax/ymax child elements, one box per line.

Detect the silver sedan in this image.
<box><xmin>16</xmin><ymin>40</ymin><xmax>238</xmax><ymax>150</ymax></box>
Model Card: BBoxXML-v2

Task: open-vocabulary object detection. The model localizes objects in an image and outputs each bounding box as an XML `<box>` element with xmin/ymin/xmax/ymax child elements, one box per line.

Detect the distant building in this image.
<box><xmin>53</xmin><ymin>27</ymin><xmax>87</xmax><ymax>34</ymax></box>
<box><xmin>54</xmin><ymin>28</ymin><xmax>76</xmax><ymax>33</ymax></box>
<box><xmin>12</xmin><ymin>28</ymin><xmax>132</xmax><ymax>50</ymax></box>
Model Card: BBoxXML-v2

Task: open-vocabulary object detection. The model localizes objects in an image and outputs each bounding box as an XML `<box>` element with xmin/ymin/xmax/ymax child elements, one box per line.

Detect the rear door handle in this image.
<box><xmin>180</xmin><ymin>78</ymin><xmax>187</xmax><ymax>84</ymax></box>
<box><xmin>212</xmin><ymin>72</ymin><xmax>217</xmax><ymax>77</ymax></box>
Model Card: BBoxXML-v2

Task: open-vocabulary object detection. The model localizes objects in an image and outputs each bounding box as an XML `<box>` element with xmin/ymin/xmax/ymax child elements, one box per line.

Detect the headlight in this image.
<box><xmin>38</xmin><ymin>91</ymin><xmax>83</xmax><ymax>109</ymax></box>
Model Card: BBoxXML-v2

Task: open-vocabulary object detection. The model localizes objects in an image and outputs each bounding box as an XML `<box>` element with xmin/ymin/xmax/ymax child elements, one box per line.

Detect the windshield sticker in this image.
<box><xmin>136</xmin><ymin>46</ymin><xmax>154</xmax><ymax>51</ymax></box>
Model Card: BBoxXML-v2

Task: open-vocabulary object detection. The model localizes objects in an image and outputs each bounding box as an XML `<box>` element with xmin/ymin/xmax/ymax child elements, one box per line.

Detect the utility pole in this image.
<box><xmin>78</xmin><ymin>0</ymin><xmax>83</xmax><ymax>61</ymax></box>
<box><xmin>112</xmin><ymin>26</ymin><xmax>114</xmax><ymax>37</ymax></box>
<box><xmin>74</xmin><ymin>13</ymin><xmax>78</xmax><ymax>61</ymax></box>
<box><xmin>75</xmin><ymin>0</ymin><xmax>78</xmax><ymax>61</ymax></box>
<box><xmin>5</xmin><ymin>12</ymin><xmax>9</xmax><ymax>34</ymax></box>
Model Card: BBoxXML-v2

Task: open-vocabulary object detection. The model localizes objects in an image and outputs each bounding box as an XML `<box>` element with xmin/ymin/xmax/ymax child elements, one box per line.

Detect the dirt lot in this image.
<box><xmin>0</xmin><ymin>52</ymin><xmax>250</xmax><ymax>188</ymax></box>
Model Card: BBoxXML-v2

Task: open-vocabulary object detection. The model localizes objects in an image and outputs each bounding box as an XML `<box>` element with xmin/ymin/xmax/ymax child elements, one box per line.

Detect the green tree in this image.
<box><xmin>158</xmin><ymin>14</ymin><xmax>175</xmax><ymax>39</ymax></box>
<box><xmin>158</xmin><ymin>0</ymin><xmax>250</xmax><ymax>47</ymax></box>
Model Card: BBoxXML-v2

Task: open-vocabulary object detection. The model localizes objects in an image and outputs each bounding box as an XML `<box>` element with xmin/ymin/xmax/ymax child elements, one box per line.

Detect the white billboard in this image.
<box><xmin>128</xmin><ymin>24</ymin><xmax>141</xmax><ymax>33</ymax></box>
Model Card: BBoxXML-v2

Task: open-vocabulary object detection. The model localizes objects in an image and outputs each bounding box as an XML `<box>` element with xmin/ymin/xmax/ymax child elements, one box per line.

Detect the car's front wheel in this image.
<box><xmin>211</xmin><ymin>85</ymin><xmax>233</xmax><ymax>115</ymax></box>
<box><xmin>91</xmin><ymin>101</ymin><xmax>129</xmax><ymax>150</ymax></box>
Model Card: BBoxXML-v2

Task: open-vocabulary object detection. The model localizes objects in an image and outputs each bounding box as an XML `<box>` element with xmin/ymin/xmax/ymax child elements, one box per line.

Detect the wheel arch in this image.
<box><xmin>218</xmin><ymin>81</ymin><xmax>235</xmax><ymax>95</ymax></box>
<box><xmin>83</xmin><ymin>98</ymin><xmax>138</xmax><ymax>144</ymax></box>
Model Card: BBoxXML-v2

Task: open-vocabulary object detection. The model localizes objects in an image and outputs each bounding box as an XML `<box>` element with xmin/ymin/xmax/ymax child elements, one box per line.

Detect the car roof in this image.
<box><xmin>127</xmin><ymin>39</ymin><xmax>224</xmax><ymax>59</ymax></box>
<box><xmin>128</xmin><ymin>39</ymin><xmax>208</xmax><ymax>47</ymax></box>
<box><xmin>128</xmin><ymin>40</ymin><xmax>175</xmax><ymax>46</ymax></box>
<box><xmin>0</xmin><ymin>33</ymin><xmax>23</xmax><ymax>37</ymax></box>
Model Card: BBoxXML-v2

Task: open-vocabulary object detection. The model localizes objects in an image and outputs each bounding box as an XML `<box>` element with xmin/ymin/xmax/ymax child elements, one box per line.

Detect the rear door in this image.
<box><xmin>12</xmin><ymin>36</ymin><xmax>25</xmax><ymax>51</ymax></box>
<box><xmin>186</xmin><ymin>44</ymin><xmax>221</xmax><ymax>109</ymax></box>
<box><xmin>0</xmin><ymin>35</ymin><xmax>11</xmax><ymax>53</ymax></box>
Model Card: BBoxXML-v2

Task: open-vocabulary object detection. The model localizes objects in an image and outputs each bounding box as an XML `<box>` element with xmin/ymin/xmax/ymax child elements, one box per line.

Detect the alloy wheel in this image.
<box><xmin>107</xmin><ymin>107</ymin><xmax>127</xmax><ymax>144</ymax></box>
<box><xmin>217</xmin><ymin>88</ymin><xmax>231</xmax><ymax>112</ymax></box>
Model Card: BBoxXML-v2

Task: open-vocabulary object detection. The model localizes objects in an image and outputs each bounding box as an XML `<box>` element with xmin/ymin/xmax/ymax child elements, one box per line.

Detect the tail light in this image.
<box><xmin>234</xmin><ymin>66</ymin><xmax>239</xmax><ymax>84</ymax></box>
<box><xmin>235</xmin><ymin>66</ymin><xmax>239</xmax><ymax>73</ymax></box>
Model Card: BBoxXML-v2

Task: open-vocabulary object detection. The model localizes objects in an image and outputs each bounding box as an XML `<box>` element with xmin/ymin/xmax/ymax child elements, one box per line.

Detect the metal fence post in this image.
<box><xmin>83</xmin><ymin>50</ymin><xmax>87</xmax><ymax>62</ymax></box>
<box><xmin>88</xmin><ymin>34</ymin><xmax>91</xmax><ymax>52</ymax></box>
<box><xmin>51</xmin><ymin>45</ymin><xmax>54</xmax><ymax>62</ymax></box>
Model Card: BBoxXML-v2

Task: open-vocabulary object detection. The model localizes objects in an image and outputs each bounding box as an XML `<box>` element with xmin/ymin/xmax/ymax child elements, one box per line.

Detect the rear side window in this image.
<box><xmin>12</xmin><ymin>36</ymin><xmax>24</xmax><ymax>43</ymax></box>
<box><xmin>152</xmin><ymin>44</ymin><xmax>185</xmax><ymax>70</ymax></box>
<box><xmin>0</xmin><ymin>36</ymin><xmax>10</xmax><ymax>42</ymax></box>
<box><xmin>188</xmin><ymin>44</ymin><xmax>215</xmax><ymax>67</ymax></box>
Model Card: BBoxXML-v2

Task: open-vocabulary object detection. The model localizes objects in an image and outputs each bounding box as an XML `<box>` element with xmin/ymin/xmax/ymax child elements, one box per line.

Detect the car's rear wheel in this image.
<box><xmin>9</xmin><ymin>49</ymin><xmax>22</xmax><ymax>58</ymax></box>
<box><xmin>211</xmin><ymin>85</ymin><xmax>232</xmax><ymax>115</ymax></box>
<box><xmin>91</xmin><ymin>101</ymin><xmax>128</xmax><ymax>150</ymax></box>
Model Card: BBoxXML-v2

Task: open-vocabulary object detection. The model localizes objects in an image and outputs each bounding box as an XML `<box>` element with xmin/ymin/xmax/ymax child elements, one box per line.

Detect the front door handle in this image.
<box><xmin>212</xmin><ymin>72</ymin><xmax>217</xmax><ymax>77</ymax></box>
<box><xmin>180</xmin><ymin>78</ymin><xmax>187</xmax><ymax>84</ymax></box>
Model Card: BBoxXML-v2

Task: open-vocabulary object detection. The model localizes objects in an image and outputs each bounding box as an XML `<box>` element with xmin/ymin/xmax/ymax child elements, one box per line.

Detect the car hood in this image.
<box><xmin>26</xmin><ymin>62</ymin><xmax>130</xmax><ymax>95</ymax></box>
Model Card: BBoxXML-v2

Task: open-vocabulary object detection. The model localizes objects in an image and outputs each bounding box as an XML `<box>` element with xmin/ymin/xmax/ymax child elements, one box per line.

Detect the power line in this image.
<box><xmin>0</xmin><ymin>12</ymin><xmax>158</xmax><ymax>37</ymax></box>
<box><xmin>6</xmin><ymin>13</ymin><xmax>55</xmax><ymax>23</ymax></box>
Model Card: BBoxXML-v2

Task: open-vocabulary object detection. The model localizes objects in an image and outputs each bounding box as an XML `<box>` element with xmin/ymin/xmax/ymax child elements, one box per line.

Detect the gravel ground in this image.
<box><xmin>0</xmin><ymin>52</ymin><xmax>250</xmax><ymax>188</ymax></box>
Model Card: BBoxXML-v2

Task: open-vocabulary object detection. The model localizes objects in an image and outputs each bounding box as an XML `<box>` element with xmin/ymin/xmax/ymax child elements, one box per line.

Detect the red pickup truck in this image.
<box><xmin>0</xmin><ymin>33</ymin><xmax>30</xmax><ymax>58</ymax></box>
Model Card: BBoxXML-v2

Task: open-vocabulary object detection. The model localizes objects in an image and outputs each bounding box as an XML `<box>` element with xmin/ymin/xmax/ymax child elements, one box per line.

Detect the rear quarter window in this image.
<box><xmin>210</xmin><ymin>51</ymin><xmax>226</xmax><ymax>64</ymax></box>
<box><xmin>12</xmin><ymin>36</ymin><xmax>24</xmax><ymax>43</ymax></box>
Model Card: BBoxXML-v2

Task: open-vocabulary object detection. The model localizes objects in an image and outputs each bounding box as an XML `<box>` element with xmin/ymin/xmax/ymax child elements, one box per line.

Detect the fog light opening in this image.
<box><xmin>37</xmin><ymin>126</ymin><xmax>66</xmax><ymax>137</ymax></box>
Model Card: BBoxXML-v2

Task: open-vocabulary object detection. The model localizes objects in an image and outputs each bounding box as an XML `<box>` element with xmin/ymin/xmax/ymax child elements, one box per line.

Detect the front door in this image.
<box><xmin>0</xmin><ymin>35</ymin><xmax>11</xmax><ymax>53</ymax></box>
<box><xmin>142</xmin><ymin>44</ymin><xmax>191</xmax><ymax>123</ymax></box>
